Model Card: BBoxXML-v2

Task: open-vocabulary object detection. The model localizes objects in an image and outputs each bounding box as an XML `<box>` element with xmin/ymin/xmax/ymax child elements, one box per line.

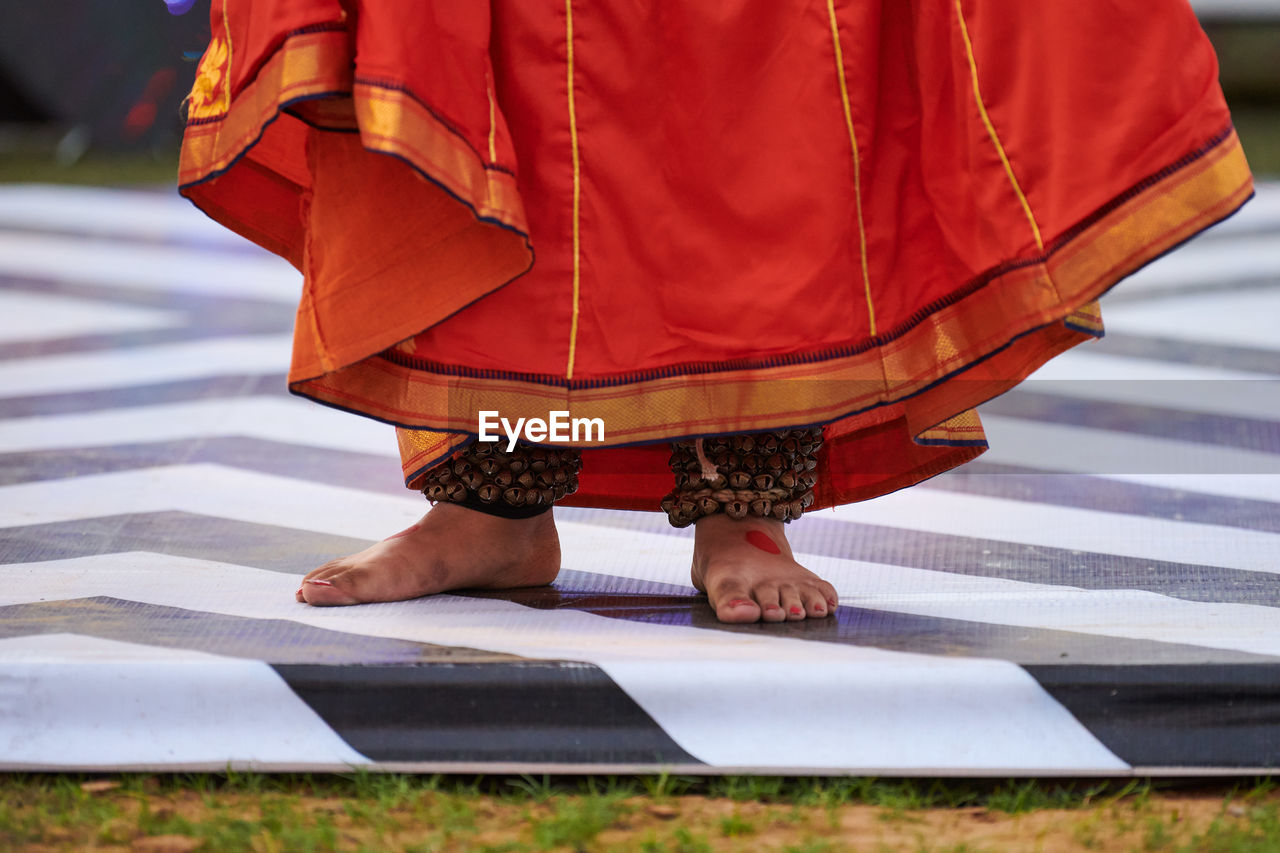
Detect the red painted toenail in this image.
<box><xmin>814</xmin><ymin>605</ymin><xmax>825</xmax><ymax>613</ymax></box>
<box><xmin>789</xmin><ymin>606</ymin><xmax>803</xmax><ymax>615</ymax></box>
<box><xmin>727</xmin><ymin>599</ymin><xmax>753</xmax><ymax>608</ymax></box>
<box><xmin>765</xmin><ymin>605</ymin><xmax>781</xmax><ymax>612</ymax></box>
<box><xmin>305</xmin><ymin>579</ymin><xmax>333</xmax><ymax>586</ymax></box>
<box><xmin>745</xmin><ymin>530</ymin><xmax>781</xmax><ymax>555</ymax></box>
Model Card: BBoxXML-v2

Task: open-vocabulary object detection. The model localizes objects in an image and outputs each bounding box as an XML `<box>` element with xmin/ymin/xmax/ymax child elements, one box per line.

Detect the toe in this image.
<box><xmin>752</xmin><ymin>586</ymin><xmax>786</xmax><ymax>623</ymax></box>
<box><xmin>802</xmin><ymin>587</ymin><xmax>830</xmax><ymax>618</ymax></box>
<box><xmin>710</xmin><ymin>579</ymin><xmax>763</xmax><ymax>623</ymax></box>
<box><xmin>819</xmin><ymin>581</ymin><xmax>840</xmax><ymax>612</ymax></box>
<box><xmin>777</xmin><ymin>584</ymin><xmax>806</xmax><ymax>621</ymax></box>
<box><xmin>301</xmin><ymin>569</ymin><xmax>363</xmax><ymax>606</ymax></box>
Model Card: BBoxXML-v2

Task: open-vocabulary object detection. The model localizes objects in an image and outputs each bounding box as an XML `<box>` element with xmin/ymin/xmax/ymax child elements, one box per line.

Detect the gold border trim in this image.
<box><xmin>179</xmin><ymin>30</ymin><xmax>528</xmax><ymax>236</ymax></box>
<box><xmin>178</xmin><ymin>29</ymin><xmax>351</xmax><ymax>187</ymax></box>
<box><xmin>294</xmin><ymin>130</ymin><xmax>1253</xmax><ymax>451</ymax></box>
<box><xmin>351</xmin><ymin>84</ymin><xmax>527</xmax><ymax>233</ymax></box>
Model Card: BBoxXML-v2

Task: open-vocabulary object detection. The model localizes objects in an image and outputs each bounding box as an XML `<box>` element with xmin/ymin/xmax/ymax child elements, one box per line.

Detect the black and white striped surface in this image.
<box><xmin>1</xmin><ymin>184</ymin><xmax>1278</xmax><ymax>774</ymax></box>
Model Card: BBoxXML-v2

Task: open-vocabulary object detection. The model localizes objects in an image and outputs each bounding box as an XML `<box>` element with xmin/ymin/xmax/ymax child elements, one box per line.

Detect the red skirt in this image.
<box><xmin>179</xmin><ymin>0</ymin><xmax>1252</xmax><ymax>511</ymax></box>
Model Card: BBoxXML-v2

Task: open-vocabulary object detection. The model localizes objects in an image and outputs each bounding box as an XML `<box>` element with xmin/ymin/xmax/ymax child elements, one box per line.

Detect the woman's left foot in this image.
<box><xmin>690</xmin><ymin>515</ymin><xmax>838</xmax><ymax>623</ymax></box>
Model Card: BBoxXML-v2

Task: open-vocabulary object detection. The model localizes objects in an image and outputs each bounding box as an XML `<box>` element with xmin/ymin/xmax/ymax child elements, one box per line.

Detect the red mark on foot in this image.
<box><xmin>305</xmin><ymin>579</ymin><xmax>333</xmax><ymax>587</ymax></box>
<box><xmin>727</xmin><ymin>599</ymin><xmax>753</xmax><ymax>608</ymax></box>
<box><xmin>789</xmin><ymin>606</ymin><xmax>803</xmax><ymax>615</ymax></box>
<box><xmin>745</xmin><ymin>530</ymin><xmax>781</xmax><ymax>555</ymax></box>
<box><xmin>384</xmin><ymin>522</ymin><xmax>420</xmax><ymax>542</ymax></box>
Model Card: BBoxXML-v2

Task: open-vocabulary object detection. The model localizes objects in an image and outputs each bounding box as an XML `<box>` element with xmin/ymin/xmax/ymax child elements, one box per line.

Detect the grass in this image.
<box><xmin>1</xmin><ymin>773</ymin><xmax>1278</xmax><ymax>852</ymax></box>
<box><xmin>0</xmin><ymin>150</ymin><xmax>180</xmax><ymax>187</ymax></box>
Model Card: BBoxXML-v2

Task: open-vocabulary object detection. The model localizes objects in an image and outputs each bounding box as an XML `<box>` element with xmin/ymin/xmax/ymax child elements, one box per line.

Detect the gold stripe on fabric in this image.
<box><xmin>953</xmin><ymin>0</ymin><xmax>1045</xmax><ymax>253</ymax></box>
<box><xmin>179</xmin><ymin>30</ymin><xmax>529</xmax><ymax>237</ymax></box>
<box><xmin>297</xmin><ymin>133</ymin><xmax>1252</xmax><ymax>450</ymax></box>
<box><xmin>486</xmin><ymin>72</ymin><xmax>498</xmax><ymax>163</ymax></box>
<box><xmin>221</xmin><ymin>0</ymin><xmax>233</xmax><ymax>105</ymax></box>
<box><xmin>825</xmin><ymin>0</ymin><xmax>877</xmax><ymax>337</ymax></box>
<box><xmin>564</xmin><ymin>0</ymin><xmax>584</xmax><ymax>380</ymax></box>
<box><xmin>353</xmin><ymin>84</ymin><xmax>528</xmax><ymax>232</ymax></box>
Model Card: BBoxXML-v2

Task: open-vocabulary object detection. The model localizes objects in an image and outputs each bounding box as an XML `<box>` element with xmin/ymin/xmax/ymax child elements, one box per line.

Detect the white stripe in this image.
<box><xmin>0</xmin><ymin>334</ymin><xmax>292</xmax><ymax>398</ymax></box>
<box><xmin>1027</xmin><ymin>347</ymin><xmax>1278</xmax><ymax>382</ymax></box>
<box><xmin>979</xmin><ymin>414</ymin><xmax>1280</xmax><ymax>502</ymax></box>
<box><xmin>0</xmin><ymin>232</ymin><xmax>301</xmax><ymax>303</ymax></box>
<box><xmin>1191</xmin><ymin>0</ymin><xmax>1280</xmax><ymax>21</ymax></box>
<box><xmin>0</xmin><ymin>185</ymin><xmax>248</xmax><ymax>249</ymax></box>
<box><xmin>0</xmin><ymin>464</ymin><xmax>424</xmax><ymax>537</ymax></box>
<box><xmin>0</xmin><ymin>633</ymin><xmax>369</xmax><ymax>770</ymax></box>
<box><xmin>0</xmin><ymin>553</ymin><xmax>1127</xmax><ymax>773</ymax></box>
<box><xmin>830</xmin><ymin>485</ymin><xmax>1280</xmax><ymax>574</ymax></box>
<box><xmin>4</xmin><ymin>462</ymin><xmax>1275</xmax><ymax>577</ymax></box>
<box><xmin>0</xmin><ymin>291</ymin><xmax>184</xmax><ymax>344</ymax></box>
<box><xmin>1101</xmin><ymin>286</ymin><xmax>1280</xmax><ymax>353</ymax></box>
<box><xmin>558</xmin><ymin>522</ymin><xmax>1280</xmax><ymax>660</ymax></box>
<box><xmin>1119</xmin><ymin>236</ymin><xmax>1280</xmax><ymax>297</ymax></box>
<box><xmin>1201</xmin><ymin>181</ymin><xmax>1280</xmax><ymax>235</ymax></box>
<box><xmin>1017</xmin><ymin>352</ymin><xmax>1280</xmax><ymax>418</ymax></box>
<box><xmin>0</xmin><ymin>397</ymin><xmax>397</xmax><ymax>456</ymax></box>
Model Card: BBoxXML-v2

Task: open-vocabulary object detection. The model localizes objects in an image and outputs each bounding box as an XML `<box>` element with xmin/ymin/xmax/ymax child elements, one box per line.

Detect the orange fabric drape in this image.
<box><xmin>180</xmin><ymin>0</ymin><xmax>1252</xmax><ymax>510</ymax></box>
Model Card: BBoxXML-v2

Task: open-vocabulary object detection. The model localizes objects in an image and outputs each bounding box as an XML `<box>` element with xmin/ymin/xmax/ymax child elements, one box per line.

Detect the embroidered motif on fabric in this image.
<box><xmin>187</xmin><ymin>31</ymin><xmax>231</xmax><ymax>121</ymax></box>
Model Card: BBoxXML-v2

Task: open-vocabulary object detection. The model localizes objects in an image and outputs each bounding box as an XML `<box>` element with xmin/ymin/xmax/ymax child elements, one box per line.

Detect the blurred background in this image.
<box><xmin>0</xmin><ymin>0</ymin><xmax>1276</xmax><ymax>185</ymax></box>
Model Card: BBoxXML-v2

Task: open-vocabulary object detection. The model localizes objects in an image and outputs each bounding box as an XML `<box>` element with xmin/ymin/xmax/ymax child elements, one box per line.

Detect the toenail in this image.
<box><xmin>727</xmin><ymin>598</ymin><xmax>753</xmax><ymax>608</ymax></box>
<box><xmin>765</xmin><ymin>605</ymin><xmax>781</xmax><ymax>612</ymax></box>
<box><xmin>814</xmin><ymin>605</ymin><xmax>825</xmax><ymax>613</ymax></box>
<box><xmin>305</xmin><ymin>579</ymin><xmax>333</xmax><ymax>586</ymax></box>
<box><xmin>295</xmin><ymin>587</ymin><xmax>303</xmax><ymax>595</ymax></box>
<box><xmin>789</xmin><ymin>606</ymin><xmax>803</xmax><ymax>615</ymax></box>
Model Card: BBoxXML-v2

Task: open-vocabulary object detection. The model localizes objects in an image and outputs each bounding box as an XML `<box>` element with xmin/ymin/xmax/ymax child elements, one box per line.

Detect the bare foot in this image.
<box><xmin>690</xmin><ymin>515</ymin><xmax>838</xmax><ymax>623</ymax></box>
<box><xmin>296</xmin><ymin>503</ymin><xmax>560</xmax><ymax>606</ymax></box>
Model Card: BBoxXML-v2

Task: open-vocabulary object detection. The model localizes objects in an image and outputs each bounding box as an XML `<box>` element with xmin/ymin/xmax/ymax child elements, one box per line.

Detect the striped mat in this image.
<box><xmin>1</xmin><ymin>183</ymin><xmax>1278</xmax><ymax>774</ymax></box>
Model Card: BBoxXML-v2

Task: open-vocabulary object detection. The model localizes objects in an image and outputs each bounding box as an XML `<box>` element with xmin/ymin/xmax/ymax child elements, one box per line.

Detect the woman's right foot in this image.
<box><xmin>296</xmin><ymin>503</ymin><xmax>561</xmax><ymax>606</ymax></box>
<box><xmin>691</xmin><ymin>515</ymin><xmax>839</xmax><ymax>623</ymax></box>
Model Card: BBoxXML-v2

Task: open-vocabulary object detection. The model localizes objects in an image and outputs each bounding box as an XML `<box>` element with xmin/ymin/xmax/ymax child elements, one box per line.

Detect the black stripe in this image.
<box><xmin>274</xmin><ymin>662</ymin><xmax>701</xmax><ymax>764</ymax></box>
<box><xmin>0</xmin><ymin>374</ymin><xmax>287</xmax><ymax>418</ymax></box>
<box><xmin>0</xmin><ymin>511</ymin><xmax>368</xmax><ymax>574</ymax></box>
<box><xmin>559</xmin><ymin>508</ymin><xmax>1280</xmax><ymax>611</ymax></box>
<box><xmin>1025</xmin><ymin>664</ymin><xmax>1280</xmax><ymax>768</ymax></box>
<box><xmin>2</xmin><ymin>424</ymin><xmax>1277</xmax><ymax>536</ymax></box>
<box><xmin>0</xmin><ymin>276</ymin><xmax>293</xmax><ymax>359</ymax></box>
<box><xmin>1102</xmin><ymin>274</ymin><xmax>1280</xmax><ymax>306</ymax></box>
<box><xmin>1094</xmin><ymin>333</ymin><xmax>1280</xmax><ymax>375</ymax></box>
<box><xmin>930</xmin><ymin>463</ymin><xmax>1280</xmax><ymax>534</ymax></box>
<box><xmin>462</xmin><ymin>570</ymin><xmax>1278</xmax><ymax>667</ymax></box>
<box><xmin>2</xmin><ymin>512</ymin><xmax>1272</xmax><ymax>665</ymax></box>
<box><xmin>0</xmin><ymin>438</ymin><xmax>405</xmax><ymax>494</ymax></box>
<box><xmin>983</xmin><ymin>386</ymin><xmax>1280</xmax><ymax>458</ymax></box>
<box><xmin>0</xmin><ymin>275</ymin><xmax>296</xmax><ymax>325</ymax></box>
<box><xmin>0</xmin><ymin>596</ymin><xmax>700</xmax><ymax>765</ymax></box>
<box><xmin>0</xmin><ymin>596</ymin><xmax>517</xmax><ymax>665</ymax></box>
